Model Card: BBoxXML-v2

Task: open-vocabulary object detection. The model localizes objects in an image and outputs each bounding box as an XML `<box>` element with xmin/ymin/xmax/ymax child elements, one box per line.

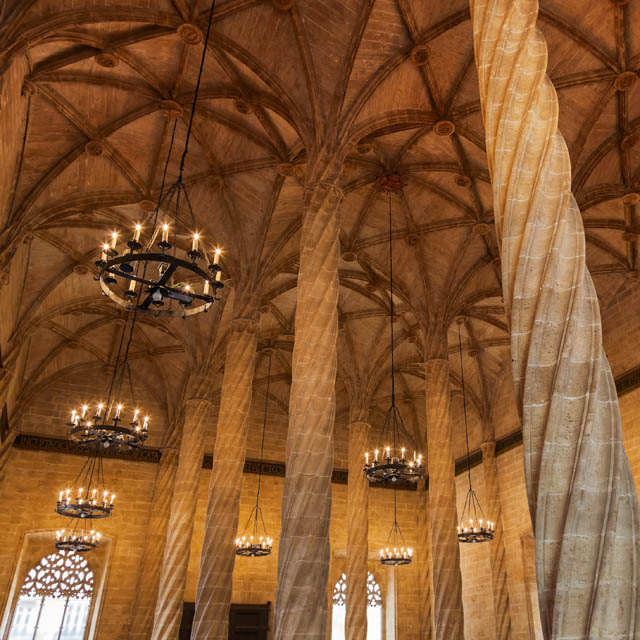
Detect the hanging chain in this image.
<box><xmin>458</xmin><ymin>322</ymin><xmax>473</xmax><ymax>491</ymax></box>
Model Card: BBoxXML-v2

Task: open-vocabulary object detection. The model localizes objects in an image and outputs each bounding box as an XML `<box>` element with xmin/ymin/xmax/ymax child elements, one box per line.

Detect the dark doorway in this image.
<box><xmin>180</xmin><ymin>602</ymin><xmax>271</xmax><ymax>640</ymax></box>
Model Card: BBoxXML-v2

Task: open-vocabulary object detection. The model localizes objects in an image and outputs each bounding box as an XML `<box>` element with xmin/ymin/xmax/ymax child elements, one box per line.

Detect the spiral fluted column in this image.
<box><xmin>346</xmin><ymin>420</ymin><xmax>369</xmax><ymax>640</ymax></box>
<box><xmin>126</xmin><ymin>429</ymin><xmax>181</xmax><ymax>640</ymax></box>
<box><xmin>274</xmin><ymin>168</ymin><xmax>343</xmax><ymax>640</ymax></box>
<box><xmin>191</xmin><ymin>319</ymin><xmax>259</xmax><ymax>639</ymax></box>
<box><xmin>425</xmin><ymin>357</ymin><xmax>463</xmax><ymax>640</ymax></box>
<box><xmin>151</xmin><ymin>395</ymin><xmax>212</xmax><ymax>640</ymax></box>
<box><xmin>416</xmin><ymin>479</ymin><xmax>434</xmax><ymax>640</ymax></box>
<box><xmin>470</xmin><ymin>1</ymin><xmax>640</xmax><ymax>636</ymax></box>
<box><xmin>481</xmin><ymin>441</ymin><xmax>511</xmax><ymax>640</ymax></box>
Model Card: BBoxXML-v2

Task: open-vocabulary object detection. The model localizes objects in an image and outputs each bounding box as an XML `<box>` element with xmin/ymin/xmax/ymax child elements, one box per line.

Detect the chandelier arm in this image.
<box><xmin>458</xmin><ymin>322</ymin><xmax>473</xmax><ymax>491</ymax></box>
<box><xmin>177</xmin><ymin>0</ymin><xmax>217</xmax><ymax>181</ymax></box>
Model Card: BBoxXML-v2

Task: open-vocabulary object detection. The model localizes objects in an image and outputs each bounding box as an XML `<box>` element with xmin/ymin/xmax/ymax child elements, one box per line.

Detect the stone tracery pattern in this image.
<box><xmin>470</xmin><ymin>0</ymin><xmax>640</xmax><ymax>636</ymax></box>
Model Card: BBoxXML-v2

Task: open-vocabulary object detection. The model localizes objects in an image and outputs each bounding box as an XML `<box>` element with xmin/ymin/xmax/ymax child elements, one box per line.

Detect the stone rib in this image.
<box><xmin>151</xmin><ymin>396</ymin><xmax>212</xmax><ymax>640</ymax></box>
<box><xmin>274</xmin><ymin>174</ymin><xmax>342</xmax><ymax>640</ymax></box>
<box><xmin>346</xmin><ymin>421</ymin><xmax>369</xmax><ymax>640</ymax></box>
<box><xmin>192</xmin><ymin>320</ymin><xmax>258</xmax><ymax>639</ymax></box>
<box><xmin>126</xmin><ymin>429</ymin><xmax>180</xmax><ymax>640</ymax></box>
<box><xmin>481</xmin><ymin>442</ymin><xmax>511</xmax><ymax>640</ymax></box>
<box><xmin>0</xmin><ymin>430</ymin><xmax>16</xmax><ymax>486</ymax></box>
<box><xmin>416</xmin><ymin>480</ymin><xmax>434</xmax><ymax>640</ymax></box>
<box><xmin>425</xmin><ymin>358</ymin><xmax>463</xmax><ymax>640</ymax></box>
<box><xmin>470</xmin><ymin>1</ymin><xmax>640</xmax><ymax>636</ymax></box>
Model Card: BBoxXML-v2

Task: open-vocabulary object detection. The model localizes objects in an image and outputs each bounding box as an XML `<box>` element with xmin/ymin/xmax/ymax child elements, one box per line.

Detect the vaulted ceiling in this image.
<box><xmin>0</xmin><ymin>0</ymin><xmax>638</xmax><ymax>456</ymax></box>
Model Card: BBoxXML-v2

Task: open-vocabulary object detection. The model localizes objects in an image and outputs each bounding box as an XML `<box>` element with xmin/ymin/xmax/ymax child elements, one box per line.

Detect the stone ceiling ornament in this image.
<box><xmin>53</xmin><ymin>453</ymin><xmax>114</xmax><ymax>553</ymax></box>
<box><xmin>433</xmin><ymin>120</ymin><xmax>456</xmax><ymax>137</ymax></box>
<box><xmin>364</xmin><ymin>181</ymin><xmax>424</xmax><ymax>486</ymax></box>
<box><xmin>455</xmin><ymin>318</ymin><xmax>494</xmax><ymax>543</ymax></box>
<box><xmin>235</xmin><ymin>351</ymin><xmax>274</xmax><ymax>557</ymax></box>
<box><xmin>95</xmin><ymin>0</ymin><xmax>224</xmax><ymax>319</ymax></box>
<box><xmin>94</xmin><ymin>52</ymin><xmax>118</xmax><ymax>68</ymax></box>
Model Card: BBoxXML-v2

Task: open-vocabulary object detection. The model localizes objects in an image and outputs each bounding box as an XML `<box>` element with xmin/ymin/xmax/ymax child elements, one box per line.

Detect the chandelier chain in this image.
<box><xmin>255</xmin><ymin>351</ymin><xmax>272</xmax><ymax>509</ymax></box>
<box><xmin>178</xmin><ymin>0</ymin><xmax>217</xmax><ymax>181</ymax></box>
<box><xmin>458</xmin><ymin>322</ymin><xmax>472</xmax><ymax>491</ymax></box>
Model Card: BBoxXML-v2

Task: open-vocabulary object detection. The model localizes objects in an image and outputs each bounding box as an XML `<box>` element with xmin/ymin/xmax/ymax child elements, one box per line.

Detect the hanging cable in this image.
<box><xmin>457</xmin><ymin>321</ymin><xmax>473</xmax><ymax>491</ymax></box>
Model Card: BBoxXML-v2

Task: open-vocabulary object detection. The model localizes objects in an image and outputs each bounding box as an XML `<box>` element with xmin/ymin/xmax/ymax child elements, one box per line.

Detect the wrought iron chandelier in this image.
<box><xmin>95</xmin><ymin>0</ymin><xmax>224</xmax><ymax>318</ymax></box>
<box><xmin>379</xmin><ymin>494</ymin><xmax>412</xmax><ymax>566</ymax></box>
<box><xmin>455</xmin><ymin>319</ymin><xmax>494</xmax><ymax>543</ymax></box>
<box><xmin>235</xmin><ymin>351</ymin><xmax>273</xmax><ymax>558</ymax></box>
<box><xmin>53</xmin><ymin>454</ymin><xmax>113</xmax><ymax>552</ymax></box>
<box><xmin>55</xmin><ymin>521</ymin><xmax>102</xmax><ymax>553</ymax></box>
<box><xmin>56</xmin><ymin>455</ymin><xmax>115</xmax><ymax>520</ymax></box>
<box><xmin>67</xmin><ymin>311</ymin><xmax>148</xmax><ymax>449</ymax></box>
<box><xmin>364</xmin><ymin>180</ymin><xmax>424</xmax><ymax>484</ymax></box>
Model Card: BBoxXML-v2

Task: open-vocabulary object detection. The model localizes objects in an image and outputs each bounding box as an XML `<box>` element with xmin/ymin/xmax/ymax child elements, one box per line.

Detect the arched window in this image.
<box><xmin>7</xmin><ymin>550</ymin><xmax>94</xmax><ymax>640</ymax></box>
<box><xmin>331</xmin><ymin>572</ymin><xmax>382</xmax><ymax>640</ymax></box>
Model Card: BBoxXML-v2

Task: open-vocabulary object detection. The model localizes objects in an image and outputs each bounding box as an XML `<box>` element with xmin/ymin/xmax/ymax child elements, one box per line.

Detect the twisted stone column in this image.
<box><xmin>416</xmin><ymin>479</ymin><xmax>434</xmax><ymax>640</ymax></box>
<box><xmin>192</xmin><ymin>319</ymin><xmax>259</xmax><ymax>639</ymax></box>
<box><xmin>0</xmin><ymin>429</ymin><xmax>16</xmax><ymax>486</ymax></box>
<box><xmin>151</xmin><ymin>395</ymin><xmax>212</xmax><ymax>640</ymax></box>
<box><xmin>425</xmin><ymin>357</ymin><xmax>463</xmax><ymax>640</ymax></box>
<box><xmin>470</xmin><ymin>1</ymin><xmax>640</xmax><ymax>636</ymax></box>
<box><xmin>481</xmin><ymin>441</ymin><xmax>511</xmax><ymax>640</ymax></box>
<box><xmin>126</xmin><ymin>429</ymin><xmax>181</xmax><ymax>640</ymax></box>
<box><xmin>274</xmin><ymin>170</ymin><xmax>343</xmax><ymax>640</ymax></box>
<box><xmin>346</xmin><ymin>420</ymin><xmax>369</xmax><ymax>640</ymax></box>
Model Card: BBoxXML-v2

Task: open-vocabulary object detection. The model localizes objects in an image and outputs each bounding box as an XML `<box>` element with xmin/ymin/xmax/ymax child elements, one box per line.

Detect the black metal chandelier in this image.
<box><xmin>95</xmin><ymin>0</ymin><xmax>224</xmax><ymax>318</ymax></box>
<box><xmin>55</xmin><ymin>520</ymin><xmax>102</xmax><ymax>553</ymax></box>
<box><xmin>455</xmin><ymin>319</ymin><xmax>494</xmax><ymax>543</ymax></box>
<box><xmin>364</xmin><ymin>180</ymin><xmax>424</xmax><ymax>485</ymax></box>
<box><xmin>67</xmin><ymin>311</ymin><xmax>148</xmax><ymax>449</ymax></box>
<box><xmin>56</xmin><ymin>455</ymin><xmax>115</xmax><ymax>520</ymax></box>
<box><xmin>379</xmin><ymin>496</ymin><xmax>413</xmax><ymax>566</ymax></box>
<box><xmin>235</xmin><ymin>351</ymin><xmax>273</xmax><ymax>558</ymax></box>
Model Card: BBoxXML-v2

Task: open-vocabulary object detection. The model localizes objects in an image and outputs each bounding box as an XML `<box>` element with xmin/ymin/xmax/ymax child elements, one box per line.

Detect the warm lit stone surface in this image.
<box><xmin>470</xmin><ymin>0</ymin><xmax>640</xmax><ymax>636</ymax></box>
<box><xmin>192</xmin><ymin>319</ymin><xmax>259</xmax><ymax>639</ymax></box>
<box><xmin>275</xmin><ymin>165</ymin><xmax>343</xmax><ymax>640</ymax></box>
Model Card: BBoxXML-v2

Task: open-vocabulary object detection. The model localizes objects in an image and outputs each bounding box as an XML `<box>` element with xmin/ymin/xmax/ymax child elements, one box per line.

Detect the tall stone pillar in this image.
<box><xmin>425</xmin><ymin>356</ymin><xmax>463</xmax><ymax>640</ymax></box>
<box><xmin>274</xmin><ymin>167</ymin><xmax>343</xmax><ymax>640</ymax></box>
<box><xmin>480</xmin><ymin>441</ymin><xmax>511</xmax><ymax>640</ymax></box>
<box><xmin>346</xmin><ymin>420</ymin><xmax>369</xmax><ymax>640</ymax></box>
<box><xmin>151</xmin><ymin>395</ymin><xmax>212</xmax><ymax>640</ymax></box>
<box><xmin>470</xmin><ymin>0</ymin><xmax>640</xmax><ymax>635</ymax></box>
<box><xmin>191</xmin><ymin>319</ymin><xmax>259</xmax><ymax>639</ymax></box>
<box><xmin>416</xmin><ymin>479</ymin><xmax>434</xmax><ymax>640</ymax></box>
<box><xmin>126</xmin><ymin>428</ymin><xmax>181</xmax><ymax>640</ymax></box>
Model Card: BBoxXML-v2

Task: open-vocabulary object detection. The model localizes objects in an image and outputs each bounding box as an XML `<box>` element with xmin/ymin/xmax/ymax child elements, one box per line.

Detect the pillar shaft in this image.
<box><xmin>416</xmin><ymin>479</ymin><xmax>433</xmax><ymax>640</ymax></box>
<box><xmin>127</xmin><ymin>433</ymin><xmax>180</xmax><ymax>640</ymax></box>
<box><xmin>151</xmin><ymin>396</ymin><xmax>212</xmax><ymax>640</ymax></box>
<box><xmin>274</xmin><ymin>173</ymin><xmax>343</xmax><ymax>640</ymax></box>
<box><xmin>481</xmin><ymin>441</ymin><xmax>511</xmax><ymax>640</ymax></box>
<box><xmin>470</xmin><ymin>1</ymin><xmax>640</xmax><ymax>635</ymax></box>
<box><xmin>192</xmin><ymin>319</ymin><xmax>258</xmax><ymax>639</ymax></box>
<box><xmin>425</xmin><ymin>358</ymin><xmax>463</xmax><ymax>640</ymax></box>
<box><xmin>346</xmin><ymin>421</ymin><xmax>369</xmax><ymax>640</ymax></box>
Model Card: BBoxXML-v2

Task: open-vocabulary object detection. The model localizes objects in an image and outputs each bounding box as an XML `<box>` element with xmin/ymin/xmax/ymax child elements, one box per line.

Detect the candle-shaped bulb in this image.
<box><xmin>133</xmin><ymin>223</ymin><xmax>141</xmax><ymax>242</ymax></box>
<box><xmin>192</xmin><ymin>233</ymin><xmax>199</xmax><ymax>251</ymax></box>
<box><xmin>215</xmin><ymin>269</ymin><xmax>222</xmax><ymax>282</ymax></box>
<box><xmin>96</xmin><ymin>403</ymin><xmax>103</xmax><ymax>417</ymax></box>
<box><xmin>214</xmin><ymin>248</ymin><xmax>221</xmax><ymax>265</ymax></box>
<box><xmin>374</xmin><ymin>449</ymin><xmax>379</xmax><ymax>461</ymax></box>
<box><xmin>386</xmin><ymin>446</ymin><xmax>391</xmax><ymax>459</ymax></box>
<box><xmin>365</xmin><ymin>452</ymin><xmax>369</xmax><ymax>465</ymax></box>
<box><xmin>143</xmin><ymin>415</ymin><xmax>149</xmax><ymax>430</ymax></box>
<box><xmin>110</xmin><ymin>231</ymin><xmax>118</xmax><ymax>249</ymax></box>
<box><xmin>59</xmin><ymin>491</ymin><xmax>63</xmax><ymax>502</ymax></box>
<box><xmin>203</xmin><ymin>280</ymin><xmax>210</xmax><ymax>295</ymax></box>
<box><xmin>115</xmin><ymin>404</ymin><xmax>123</xmax><ymax>419</ymax></box>
<box><xmin>78</xmin><ymin>487</ymin><xmax>84</xmax><ymax>497</ymax></box>
<box><xmin>161</xmin><ymin>223</ymin><xmax>169</xmax><ymax>242</ymax></box>
<box><xmin>71</xmin><ymin>409</ymin><xmax>77</xmax><ymax>421</ymax></box>
<box><xmin>184</xmin><ymin>284</ymin><xmax>191</xmax><ymax>292</ymax></box>
<box><xmin>128</xmin><ymin>278</ymin><xmax>136</xmax><ymax>292</ymax></box>
<box><xmin>132</xmin><ymin>408</ymin><xmax>139</xmax><ymax>423</ymax></box>
<box><xmin>110</xmin><ymin>493</ymin><xmax>115</xmax><ymax>505</ymax></box>
<box><xmin>101</xmin><ymin>243</ymin><xmax>109</xmax><ymax>261</ymax></box>
<box><xmin>401</xmin><ymin>447</ymin><xmax>405</xmax><ymax>459</ymax></box>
